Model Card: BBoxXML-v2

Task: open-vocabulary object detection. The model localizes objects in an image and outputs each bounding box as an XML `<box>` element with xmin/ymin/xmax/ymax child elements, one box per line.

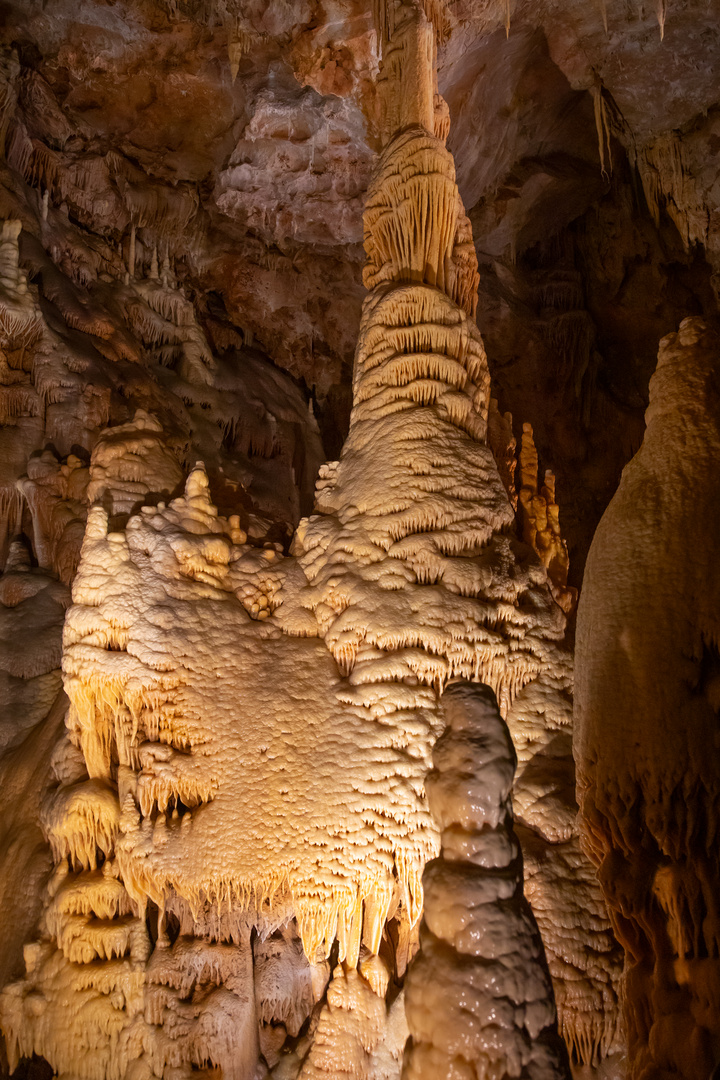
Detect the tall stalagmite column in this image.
<box><xmin>303</xmin><ymin>0</ymin><xmax>621</xmax><ymax>1067</ymax></box>
<box><xmin>403</xmin><ymin>681</ymin><xmax>571</xmax><ymax>1079</ymax></box>
<box><xmin>575</xmin><ymin>317</ymin><xmax>720</xmax><ymax>1079</ymax></box>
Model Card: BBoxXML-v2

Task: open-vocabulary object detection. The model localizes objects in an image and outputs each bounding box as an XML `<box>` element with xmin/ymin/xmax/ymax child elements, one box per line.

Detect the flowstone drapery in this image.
<box><xmin>0</xmin><ymin>2</ymin><xmax>621</xmax><ymax>1077</ymax></box>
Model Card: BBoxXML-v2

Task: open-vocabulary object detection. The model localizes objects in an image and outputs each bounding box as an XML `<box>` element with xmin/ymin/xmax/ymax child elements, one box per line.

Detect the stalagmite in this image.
<box><xmin>507</xmin><ymin>668</ymin><xmax>620</xmax><ymax>1066</ymax></box>
<box><xmin>0</xmin><ymin>220</ymin><xmax>41</xmax><ymax>345</ymax></box>
<box><xmin>517</xmin><ymin>424</ymin><xmax>576</xmax><ymax>614</ymax></box>
<box><xmin>575</xmin><ymin>317</ymin><xmax>720</xmax><ymax>1079</ymax></box>
<box><xmin>403</xmin><ymin>681</ymin><xmax>571</xmax><ymax>1079</ymax></box>
<box><xmin>299</xmin><ymin>965</ymin><xmax>386</xmax><ymax>1079</ymax></box>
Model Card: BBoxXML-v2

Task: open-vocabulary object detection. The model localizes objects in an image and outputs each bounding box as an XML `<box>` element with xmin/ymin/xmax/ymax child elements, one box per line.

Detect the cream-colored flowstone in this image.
<box><xmin>62</xmin><ymin>468</ymin><xmax>439</xmax><ymax>962</ymax></box>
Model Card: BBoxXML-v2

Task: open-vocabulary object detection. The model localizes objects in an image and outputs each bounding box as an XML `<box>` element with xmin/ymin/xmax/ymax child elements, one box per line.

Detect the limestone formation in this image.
<box><xmin>517</xmin><ymin>424</ymin><xmax>576</xmax><ymax>615</ymax></box>
<box><xmin>0</xmin><ymin>542</ymin><xmax>68</xmax><ymax>989</ymax></box>
<box><xmin>403</xmin><ymin>681</ymin><xmax>571</xmax><ymax>1080</ymax></box>
<box><xmin>0</xmin><ymin>220</ymin><xmax>40</xmax><ymax>346</ymax></box>
<box><xmin>575</xmin><ymin>317</ymin><xmax>720</xmax><ymax>1079</ymax></box>
<box><xmin>0</xmin><ymin>3</ymin><xmax>622</xmax><ymax>1078</ymax></box>
<box><xmin>2</xmin><ymin>0</ymin><xmax>718</xmax><ymax>1077</ymax></box>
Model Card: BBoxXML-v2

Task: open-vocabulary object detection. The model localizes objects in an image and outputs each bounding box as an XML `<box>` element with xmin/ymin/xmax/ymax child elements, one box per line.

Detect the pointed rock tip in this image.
<box><xmin>185</xmin><ymin>462</ymin><xmax>210</xmax><ymax>500</ymax></box>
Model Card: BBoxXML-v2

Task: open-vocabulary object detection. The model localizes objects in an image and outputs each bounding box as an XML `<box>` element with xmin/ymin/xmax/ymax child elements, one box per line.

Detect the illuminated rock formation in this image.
<box><xmin>575</xmin><ymin>316</ymin><xmax>720</xmax><ymax>1079</ymax></box>
<box><xmin>508</xmin><ymin>669</ymin><xmax>621</xmax><ymax>1067</ymax></box>
<box><xmin>403</xmin><ymin>681</ymin><xmax>571</xmax><ymax>1080</ymax></box>
<box><xmin>517</xmin><ymin>424</ymin><xmax>576</xmax><ymax>615</ymax></box>
<box><xmin>1</xmin><ymin>0</ymin><xmax>719</xmax><ymax>1076</ymax></box>
<box><xmin>0</xmin><ymin>1</ymin><xmax>626</xmax><ymax>1077</ymax></box>
<box><xmin>0</xmin><ymin>220</ymin><xmax>40</xmax><ymax>345</ymax></box>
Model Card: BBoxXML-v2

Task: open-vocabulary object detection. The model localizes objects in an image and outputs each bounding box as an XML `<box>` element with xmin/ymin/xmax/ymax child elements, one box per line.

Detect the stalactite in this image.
<box><xmin>227</xmin><ymin>16</ymin><xmax>254</xmax><ymax>81</ymax></box>
<box><xmin>636</xmin><ymin>131</ymin><xmax>708</xmax><ymax>251</ymax></box>
<box><xmin>128</xmin><ymin>223</ymin><xmax>136</xmax><ymax>282</ymax></box>
<box><xmin>657</xmin><ymin>0</ymin><xmax>667</xmax><ymax>39</ymax></box>
<box><xmin>597</xmin><ymin>0</ymin><xmax>608</xmax><ymax>33</ymax></box>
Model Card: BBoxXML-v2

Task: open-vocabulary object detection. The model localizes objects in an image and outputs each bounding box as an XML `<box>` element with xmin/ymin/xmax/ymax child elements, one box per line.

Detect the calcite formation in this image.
<box><xmin>0</xmin><ymin>0</ymin><xmax>656</xmax><ymax>1077</ymax></box>
<box><xmin>517</xmin><ymin>424</ymin><xmax>576</xmax><ymax>615</ymax></box>
<box><xmin>403</xmin><ymin>681</ymin><xmax>571</xmax><ymax>1080</ymax></box>
<box><xmin>575</xmin><ymin>317</ymin><xmax>720</xmax><ymax>1079</ymax></box>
